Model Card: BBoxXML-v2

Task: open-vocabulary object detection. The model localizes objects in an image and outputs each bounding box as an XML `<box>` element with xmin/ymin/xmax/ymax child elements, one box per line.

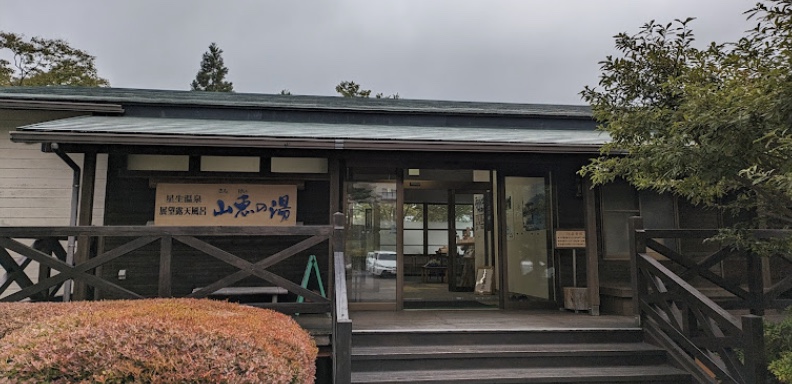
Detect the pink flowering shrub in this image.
<box><xmin>0</xmin><ymin>299</ymin><xmax>316</xmax><ymax>383</ymax></box>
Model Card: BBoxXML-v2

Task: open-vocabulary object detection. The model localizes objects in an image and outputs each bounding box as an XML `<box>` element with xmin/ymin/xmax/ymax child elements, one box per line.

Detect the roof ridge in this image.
<box><xmin>0</xmin><ymin>86</ymin><xmax>592</xmax><ymax>118</ymax></box>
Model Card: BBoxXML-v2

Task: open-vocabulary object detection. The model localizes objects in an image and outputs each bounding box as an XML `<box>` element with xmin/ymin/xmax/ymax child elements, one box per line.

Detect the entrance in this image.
<box><xmin>502</xmin><ymin>176</ymin><xmax>556</xmax><ymax>309</ymax></box>
<box><xmin>342</xmin><ymin>168</ymin><xmax>497</xmax><ymax>310</ymax></box>
<box><xmin>403</xmin><ymin>185</ymin><xmax>496</xmax><ymax>309</ymax></box>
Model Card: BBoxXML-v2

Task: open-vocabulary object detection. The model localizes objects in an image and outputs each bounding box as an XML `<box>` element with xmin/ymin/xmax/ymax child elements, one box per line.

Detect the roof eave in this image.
<box><xmin>0</xmin><ymin>99</ymin><xmax>124</xmax><ymax>114</ymax></box>
<box><xmin>10</xmin><ymin>131</ymin><xmax>604</xmax><ymax>154</ymax></box>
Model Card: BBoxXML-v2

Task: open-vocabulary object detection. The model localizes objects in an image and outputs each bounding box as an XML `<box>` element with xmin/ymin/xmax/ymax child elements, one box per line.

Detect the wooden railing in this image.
<box><xmin>1</xmin><ymin>214</ymin><xmax>354</xmax><ymax>383</ymax></box>
<box><xmin>629</xmin><ymin>217</ymin><xmax>792</xmax><ymax>383</ymax></box>
<box><xmin>0</xmin><ymin>225</ymin><xmax>334</xmax><ymax>314</ymax></box>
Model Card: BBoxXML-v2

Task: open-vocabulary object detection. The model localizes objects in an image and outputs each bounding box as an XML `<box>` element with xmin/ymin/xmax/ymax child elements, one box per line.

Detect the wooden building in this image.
<box><xmin>0</xmin><ymin>86</ymin><xmax>724</xmax><ymax>315</ymax></box>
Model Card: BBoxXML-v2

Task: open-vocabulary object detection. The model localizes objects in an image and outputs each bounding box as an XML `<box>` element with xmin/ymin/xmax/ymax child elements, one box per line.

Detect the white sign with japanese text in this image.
<box><xmin>554</xmin><ymin>230</ymin><xmax>586</xmax><ymax>249</ymax></box>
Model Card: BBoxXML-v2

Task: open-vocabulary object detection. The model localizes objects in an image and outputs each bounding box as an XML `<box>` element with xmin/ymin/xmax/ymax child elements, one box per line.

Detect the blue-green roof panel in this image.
<box><xmin>17</xmin><ymin>116</ymin><xmax>608</xmax><ymax>147</ymax></box>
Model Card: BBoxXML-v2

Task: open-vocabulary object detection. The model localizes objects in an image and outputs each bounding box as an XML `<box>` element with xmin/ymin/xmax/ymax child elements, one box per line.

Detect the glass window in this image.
<box><xmin>345</xmin><ymin>181</ymin><xmax>398</xmax><ymax>303</ymax></box>
<box><xmin>426</xmin><ymin>204</ymin><xmax>448</xmax><ymax>229</ymax></box>
<box><xmin>600</xmin><ymin>181</ymin><xmax>679</xmax><ymax>259</ymax></box>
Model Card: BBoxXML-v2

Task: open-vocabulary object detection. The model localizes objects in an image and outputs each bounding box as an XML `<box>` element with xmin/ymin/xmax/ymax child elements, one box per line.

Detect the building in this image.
<box><xmin>0</xmin><ymin>86</ymin><xmax>728</xmax><ymax>315</ymax></box>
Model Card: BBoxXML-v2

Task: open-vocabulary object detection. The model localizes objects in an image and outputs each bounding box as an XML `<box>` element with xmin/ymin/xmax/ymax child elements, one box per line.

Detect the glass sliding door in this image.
<box><xmin>503</xmin><ymin>176</ymin><xmax>555</xmax><ymax>306</ymax></box>
<box><xmin>402</xmin><ymin>187</ymin><xmax>496</xmax><ymax>309</ymax></box>
<box><xmin>345</xmin><ymin>181</ymin><xmax>398</xmax><ymax>304</ymax></box>
<box><xmin>448</xmin><ymin>193</ymin><xmax>475</xmax><ymax>292</ymax></box>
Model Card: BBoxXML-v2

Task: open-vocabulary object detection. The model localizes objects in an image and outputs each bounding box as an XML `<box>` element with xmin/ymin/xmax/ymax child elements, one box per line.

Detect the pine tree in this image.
<box><xmin>190</xmin><ymin>43</ymin><xmax>233</xmax><ymax>92</ymax></box>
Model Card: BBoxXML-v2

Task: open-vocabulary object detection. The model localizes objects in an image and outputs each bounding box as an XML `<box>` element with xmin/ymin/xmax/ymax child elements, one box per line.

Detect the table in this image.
<box><xmin>421</xmin><ymin>266</ymin><xmax>447</xmax><ymax>283</ymax></box>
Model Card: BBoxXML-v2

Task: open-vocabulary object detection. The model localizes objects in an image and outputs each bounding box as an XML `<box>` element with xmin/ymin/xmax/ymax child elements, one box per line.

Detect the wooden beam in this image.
<box><xmin>396</xmin><ymin>170</ymin><xmax>404</xmax><ymax>310</ymax></box>
<box><xmin>11</xmin><ymin>131</ymin><xmax>605</xmax><ymax>154</ymax></box>
<box><xmin>583</xmin><ymin>178</ymin><xmax>600</xmax><ymax>316</ymax></box>
<box><xmin>0</xmin><ymin>247</ymin><xmax>35</xmax><ymax>292</ymax></box>
<box><xmin>0</xmin><ymin>226</ymin><xmax>332</xmax><ymax>238</ymax></box>
<box><xmin>158</xmin><ymin>236</ymin><xmax>172</xmax><ymax>297</ymax></box>
<box><xmin>628</xmin><ymin>217</ymin><xmax>644</xmax><ymax>326</ymax></box>
<box><xmin>328</xmin><ymin>157</ymin><xmax>341</xmax><ymax>296</ymax></box>
<box><xmin>245</xmin><ymin>302</ymin><xmax>331</xmax><ymax>314</ymax></box>
<box><xmin>74</xmin><ymin>151</ymin><xmax>97</xmax><ymax>300</ymax></box>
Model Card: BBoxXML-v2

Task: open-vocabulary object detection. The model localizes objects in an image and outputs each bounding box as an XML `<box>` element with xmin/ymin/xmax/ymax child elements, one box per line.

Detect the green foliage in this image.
<box><xmin>770</xmin><ymin>352</ymin><xmax>792</xmax><ymax>383</ymax></box>
<box><xmin>580</xmin><ymin>1</ymin><xmax>792</xmax><ymax>241</ymax></box>
<box><xmin>766</xmin><ymin>309</ymin><xmax>792</xmax><ymax>383</ymax></box>
<box><xmin>335</xmin><ymin>80</ymin><xmax>399</xmax><ymax>99</ymax></box>
<box><xmin>191</xmin><ymin>42</ymin><xmax>234</xmax><ymax>92</ymax></box>
<box><xmin>336</xmin><ymin>80</ymin><xmax>371</xmax><ymax>97</ymax></box>
<box><xmin>0</xmin><ymin>299</ymin><xmax>317</xmax><ymax>383</ymax></box>
<box><xmin>0</xmin><ymin>31</ymin><xmax>109</xmax><ymax>87</ymax></box>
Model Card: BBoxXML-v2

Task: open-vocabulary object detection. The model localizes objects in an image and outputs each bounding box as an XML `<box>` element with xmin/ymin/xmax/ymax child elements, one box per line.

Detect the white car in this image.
<box><xmin>366</xmin><ymin>251</ymin><xmax>397</xmax><ymax>277</ymax></box>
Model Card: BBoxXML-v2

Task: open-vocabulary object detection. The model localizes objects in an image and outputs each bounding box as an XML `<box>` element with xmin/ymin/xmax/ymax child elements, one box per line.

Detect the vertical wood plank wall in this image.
<box><xmin>0</xmin><ymin>121</ymin><xmax>108</xmax><ymax>297</ymax></box>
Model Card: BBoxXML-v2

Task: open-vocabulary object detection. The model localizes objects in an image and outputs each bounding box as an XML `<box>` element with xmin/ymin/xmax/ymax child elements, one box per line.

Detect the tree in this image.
<box><xmin>335</xmin><ymin>81</ymin><xmax>371</xmax><ymax>98</ymax></box>
<box><xmin>579</xmin><ymin>1</ymin><xmax>792</xmax><ymax>247</ymax></box>
<box><xmin>0</xmin><ymin>31</ymin><xmax>109</xmax><ymax>87</ymax></box>
<box><xmin>190</xmin><ymin>43</ymin><xmax>233</xmax><ymax>92</ymax></box>
<box><xmin>335</xmin><ymin>80</ymin><xmax>399</xmax><ymax>99</ymax></box>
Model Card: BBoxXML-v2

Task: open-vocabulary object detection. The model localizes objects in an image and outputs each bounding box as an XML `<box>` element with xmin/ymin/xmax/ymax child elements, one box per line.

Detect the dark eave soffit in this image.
<box><xmin>10</xmin><ymin>131</ymin><xmax>603</xmax><ymax>154</ymax></box>
<box><xmin>0</xmin><ymin>99</ymin><xmax>124</xmax><ymax>114</ymax></box>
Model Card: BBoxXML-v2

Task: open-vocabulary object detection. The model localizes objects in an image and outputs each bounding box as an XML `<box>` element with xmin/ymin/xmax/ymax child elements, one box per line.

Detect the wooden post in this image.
<box><xmin>742</xmin><ymin>315</ymin><xmax>766</xmax><ymax>384</ymax></box>
<box><xmin>584</xmin><ymin>178</ymin><xmax>601</xmax><ymax>315</ymax></box>
<box><xmin>628</xmin><ymin>216</ymin><xmax>645</xmax><ymax>326</ymax></box>
<box><xmin>73</xmin><ymin>152</ymin><xmax>97</xmax><ymax>301</ymax></box>
<box><xmin>331</xmin><ymin>212</ymin><xmax>352</xmax><ymax>384</ymax></box>
<box><xmin>396</xmin><ymin>172</ymin><xmax>404</xmax><ymax>309</ymax></box>
<box><xmin>158</xmin><ymin>235</ymin><xmax>173</xmax><ymax>297</ymax></box>
<box><xmin>328</xmin><ymin>157</ymin><xmax>341</xmax><ymax>296</ymax></box>
<box><xmin>747</xmin><ymin>250</ymin><xmax>765</xmax><ymax>316</ymax></box>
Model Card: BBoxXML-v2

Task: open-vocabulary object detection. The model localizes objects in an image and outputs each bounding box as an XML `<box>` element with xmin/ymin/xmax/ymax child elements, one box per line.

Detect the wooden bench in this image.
<box><xmin>193</xmin><ymin>286</ymin><xmax>289</xmax><ymax>303</ymax></box>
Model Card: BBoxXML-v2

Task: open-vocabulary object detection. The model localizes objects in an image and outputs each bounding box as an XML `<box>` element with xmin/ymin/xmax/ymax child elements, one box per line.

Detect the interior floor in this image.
<box><xmin>403</xmin><ymin>276</ymin><xmax>498</xmax><ymax>309</ymax></box>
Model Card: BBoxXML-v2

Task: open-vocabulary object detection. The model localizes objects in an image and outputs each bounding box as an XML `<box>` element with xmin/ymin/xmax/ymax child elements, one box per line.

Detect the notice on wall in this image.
<box><xmin>555</xmin><ymin>230</ymin><xmax>586</xmax><ymax>249</ymax></box>
<box><xmin>154</xmin><ymin>183</ymin><xmax>297</xmax><ymax>226</ymax></box>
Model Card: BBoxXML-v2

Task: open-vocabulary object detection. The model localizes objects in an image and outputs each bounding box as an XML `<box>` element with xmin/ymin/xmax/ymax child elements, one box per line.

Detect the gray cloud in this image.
<box><xmin>0</xmin><ymin>0</ymin><xmax>752</xmax><ymax>104</ymax></box>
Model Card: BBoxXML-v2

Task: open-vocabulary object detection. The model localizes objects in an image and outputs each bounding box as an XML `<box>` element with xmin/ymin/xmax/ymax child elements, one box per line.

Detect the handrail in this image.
<box><xmin>331</xmin><ymin>212</ymin><xmax>352</xmax><ymax>384</ymax></box>
<box><xmin>629</xmin><ymin>217</ymin><xmax>771</xmax><ymax>384</ymax></box>
<box><xmin>0</xmin><ymin>225</ymin><xmax>333</xmax><ymax>237</ymax></box>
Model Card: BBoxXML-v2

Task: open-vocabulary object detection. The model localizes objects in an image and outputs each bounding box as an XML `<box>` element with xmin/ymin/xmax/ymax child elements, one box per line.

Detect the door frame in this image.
<box><xmin>446</xmin><ymin>187</ymin><xmax>495</xmax><ymax>293</ymax></box>
<box><xmin>497</xmin><ymin>171</ymin><xmax>559</xmax><ymax>310</ymax></box>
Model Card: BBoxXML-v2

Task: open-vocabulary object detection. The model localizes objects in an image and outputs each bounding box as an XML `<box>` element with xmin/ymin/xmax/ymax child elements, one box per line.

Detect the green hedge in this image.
<box><xmin>766</xmin><ymin>308</ymin><xmax>792</xmax><ymax>383</ymax></box>
<box><xmin>0</xmin><ymin>299</ymin><xmax>317</xmax><ymax>383</ymax></box>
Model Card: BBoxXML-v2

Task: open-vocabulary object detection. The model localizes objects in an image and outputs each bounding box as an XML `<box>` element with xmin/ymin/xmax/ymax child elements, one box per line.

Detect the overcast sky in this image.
<box><xmin>1</xmin><ymin>1</ymin><xmax>754</xmax><ymax>105</ymax></box>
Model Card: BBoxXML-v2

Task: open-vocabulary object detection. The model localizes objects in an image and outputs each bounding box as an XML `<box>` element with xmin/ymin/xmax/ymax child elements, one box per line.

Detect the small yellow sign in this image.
<box><xmin>555</xmin><ymin>230</ymin><xmax>586</xmax><ymax>248</ymax></box>
<box><xmin>154</xmin><ymin>183</ymin><xmax>297</xmax><ymax>226</ymax></box>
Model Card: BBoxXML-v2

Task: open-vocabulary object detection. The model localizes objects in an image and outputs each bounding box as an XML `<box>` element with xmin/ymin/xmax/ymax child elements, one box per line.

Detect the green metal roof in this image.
<box><xmin>12</xmin><ymin>115</ymin><xmax>609</xmax><ymax>153</ymax></box>
<box><xmin>0</xmin><ymin>86</ymin><xmax>592</xmax><ymax>118</ymax></box>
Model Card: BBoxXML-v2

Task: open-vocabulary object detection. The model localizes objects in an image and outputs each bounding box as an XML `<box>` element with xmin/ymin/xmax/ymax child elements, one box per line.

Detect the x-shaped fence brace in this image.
<box><xmin>181</xmin><ymin>234</ymin><xmax>329</xmax><ymax>303</ymax></box>
<box><xmin>0</xmin><ymin>236</ymin><xmax>153</xmax><ymax>302</ymax></box>
<box><xmin>0</xmin><ymin>233</ymin><xmax>331</xmax><ymax>305</ymax></box>
<box><xmin>638</xmin><ymin>253</ymin><xmax>758</xmax><ymax>384</ymax></box>
<box><xmin>645</xmin><ymin>235</ymin><xmax>792</xmax><ymax>312</ymax></box>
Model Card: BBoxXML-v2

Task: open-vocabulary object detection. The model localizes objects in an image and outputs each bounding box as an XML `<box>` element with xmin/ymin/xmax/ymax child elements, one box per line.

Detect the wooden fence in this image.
<box><xmin>0</xmin><ymin>224</ymin><xmax>337</xmax><ymax>314</ymax></box>
<box><xmin>630</xmin><ymin>217</ymin><xmax>792</xmax><ymax>383</ymax></box>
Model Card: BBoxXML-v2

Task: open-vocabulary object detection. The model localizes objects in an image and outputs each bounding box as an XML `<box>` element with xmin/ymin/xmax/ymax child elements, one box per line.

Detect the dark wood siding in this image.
<box><xmin>99</xmin><ymin>154</ymin><xmax>331</xmax><ymax>300</ymax></box>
